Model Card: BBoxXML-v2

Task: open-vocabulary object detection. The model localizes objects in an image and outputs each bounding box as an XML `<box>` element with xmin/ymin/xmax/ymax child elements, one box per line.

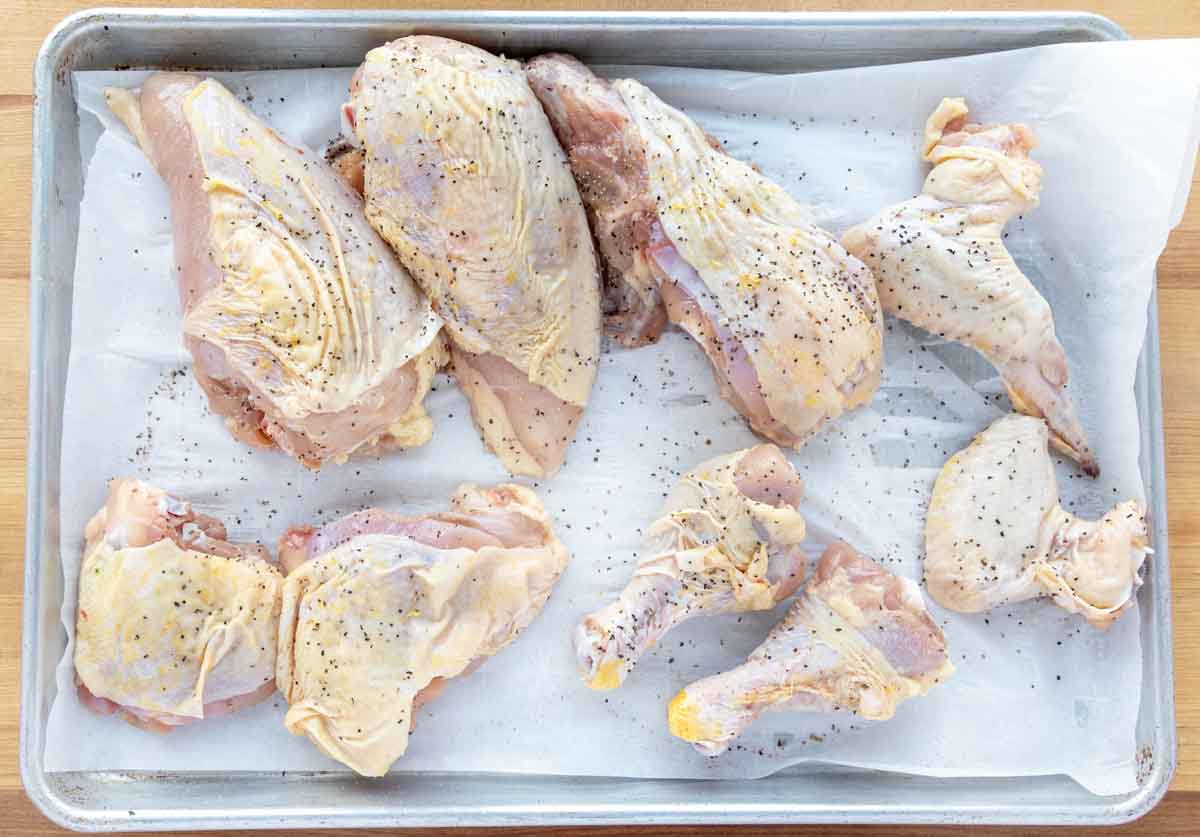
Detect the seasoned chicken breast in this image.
<box><xmin>75</xmin><ymin>478</ymin><xmax>281</xmax><ymax>733</ymax></box>
<box><xmin>525</xmin><ymin>55</ymin><xmax>883</xmax><ymax>448</ymax></box>
<box><xmin>669</xmin><ymin>542</ymin><xmax>953</xmax><ymax>755</ymax></box>
<box><xmin>843</xmin><ymin>98</ymin><xmax>1097</xmax><ymax>476</ymax></box>
<box><xmin>926</xmin><ymin>414</ymin><xmax>1148</xmax><ymax>627</ymax></box>
<box><xmin>276</xmin><ymin>483</ymin><xmax>569</xmax><ymax>776</ymax></box>
<box><xmin>575</xmin><ymin>444</ymin><xmax>807</xmax><ymax>690</ymax></box>
<box><xmin>343</xmin><ymin>37</ymin><xmax>602</xmax><ymax>477</ymax></box>
<box><xmin>106</xmin><ymin>74</ymin><xmax>446</xmax><ymax>469</ymax></box>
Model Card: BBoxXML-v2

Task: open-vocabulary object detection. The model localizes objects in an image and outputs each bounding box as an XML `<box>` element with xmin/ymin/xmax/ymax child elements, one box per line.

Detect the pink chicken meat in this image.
<box><xmin>525</xmin><ymin>53</ymin><xmax>668</xmax><ymax>347</ymax></box>
<box><xmin>340</xmin><ymin>37</ymin><xmax>602</xmax><ymax>477</ymax></box>
<box><xmin>74</xmin><ymin>478</ymin><xmax>282</xmax><ymax>733</ymax></box>
<box><xmin>105</xmin><ymin>74</ymin><xmax>445</xmax><ymax>469</ymax></box>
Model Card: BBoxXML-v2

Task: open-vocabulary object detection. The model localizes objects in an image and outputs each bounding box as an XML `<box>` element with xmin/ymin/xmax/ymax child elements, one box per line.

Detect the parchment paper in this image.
<box><xmin>45</xmin><ymin>39</ymin><xmax>1200</xmax><ymax>795</ymax></box>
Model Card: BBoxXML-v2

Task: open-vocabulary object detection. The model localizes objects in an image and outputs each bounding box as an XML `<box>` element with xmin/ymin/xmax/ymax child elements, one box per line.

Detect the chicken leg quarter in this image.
<box><xmin>669</xmin><ymin>542</ymin><xmax>953</xmax><ymax>756</ymax></box>
<box><xmin>342</xmin><ymin>37</ymin><xmax>602</xmax><ymax>477</ymax></box>
<box><xmin>842</xmin><ymin>97</ymin><xmax>1097</xmax><ymax>476</ymax></box>
<box><xmin>925</xmin><ymin>414</ymin><xmax>1148</xmax><ymax>628</ymax></box>
<box><xmin>526</xmin><ymin>54</ymin><xmax>883</xmax><ymax>448</ymax></box>
<box><xmin>575</xmin><ymin>444</ymin><xmax>808</xmax><ymax>690</ymax></box>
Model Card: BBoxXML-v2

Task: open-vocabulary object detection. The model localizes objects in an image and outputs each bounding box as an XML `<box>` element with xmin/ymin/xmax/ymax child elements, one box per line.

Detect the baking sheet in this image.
<box><xmin>44</xmin><ymin>39</ymin><xmax>1199</xmax><ymax>795</ymax></box>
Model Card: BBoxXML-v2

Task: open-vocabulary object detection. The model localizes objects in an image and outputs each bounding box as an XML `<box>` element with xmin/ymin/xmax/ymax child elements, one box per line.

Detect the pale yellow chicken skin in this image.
<box><xmin>75</xmin><ymin>479</ymin><xmax>282</xmax><ymax>733</ymax></box>
<box><xmin>843</xmin><ymin>97</ymin><xmax>1096</xmax><ymax>476</ymax></box>
<box><xmin>276</xmin><ymin>483</ymin><xmax>569</xmax><ymax>777</ymax></box>
<box><xmin>575</xmin><ymin>444</ymin><xmax>808</xmax><ymax>690</ymax></box>
<box><xmin>106</xmin><ymin>75</ymin><xmax>446</xmax><ymax>468</ymax></box>
<box><xmin>344</xmin><ymin>37</ymin><xmax>602</xmax><ymax>477</ymax></box>
<box><xmin>926</xmin><ymin>414</ymin><xmax>1148</xmax><ymax>628</ymax></box>
<box><xmin>669</xmin><ymin>542</ymin><xmax>953</xmax><ymax>756</ymax></box>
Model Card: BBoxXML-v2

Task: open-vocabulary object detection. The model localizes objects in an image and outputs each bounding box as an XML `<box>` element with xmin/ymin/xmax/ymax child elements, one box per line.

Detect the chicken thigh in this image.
<box><xmin>75</xmin><ymin>478</ymin><xmax>281</xmax><ymax>733</ymax></box>
<box><xmin>926</xmin><ymin>413</ymin><xmax>1148</xmax><ymax>628</ymax></box>
<box><xmin>842</xmin><ymin>98</ymin><xmax>1097</xmax><ymax>476</ymax></box>
<box><xmin>669</xmin><ymin>542</ymin><xmax>953</xmax><ymax>756</ymax></box>
<box><xmin>276</xmin><ymin>483</ymin><xmax>569</xmax><ymax>776</ymax></box>
<box><xmin>575</xmin><ymin>444</ymin><xmax>807</xmax><ymax>690</ymax></box>
<box><xmin>106</xmin><ymin>74</ymin><xmax>446</xmax><ymax>468</ymax></box>
<box><xmin>525</xmin><ymin>54</ymin><xmax>884</xmax><ymax>447</ymax></box>
<box><xmin>342</xmin><ymin>37</ymin><xmax>602</xmax><ymax>477</ymax></box>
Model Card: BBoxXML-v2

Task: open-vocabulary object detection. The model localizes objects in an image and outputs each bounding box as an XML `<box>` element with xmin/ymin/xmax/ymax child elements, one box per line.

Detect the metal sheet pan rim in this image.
<box><xmin>37</xmin><ymin>7</ymin><xmax>1132</xmax><ymax>29</ymax></box>
<box><xmin>22</xmin><ymin>8</ymin><xmax>1174</xmax><ymax>831</ymax></box>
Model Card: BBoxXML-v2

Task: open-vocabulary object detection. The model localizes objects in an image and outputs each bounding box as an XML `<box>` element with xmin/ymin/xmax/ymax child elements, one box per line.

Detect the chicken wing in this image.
<box><xmin>524</xmin><ymin>55</ymin><xmax>883</xmax><ymax>447</ymax></box>
<box><xmin>342</xmin><ymin>37</ymin><xmax>602</xmax><ymax>477</ymax></box>
<box><xmin>575</xmin><ymin>444</ymin><xmax>807</xmax><ymax>690</ymax></box>
<box><xmin>105</xmin><ymin>74</ymin><xmax>446</xmax><ymax>468</ymax></box>
<box><xmin>75</xmin><ymin>478</ymin><xmax>281</xmax><ymax>733</ymax></box>
<box><xmin>926</xmin><ymin>413</ymin><xmax>1148</xmax><ymax>628</ymax></box>
<box><xmin>276</xmin><ymin>483</ymin><xmax>569</xmax><ymax>776</ymax></box>
<box><xmin>842</xmin><ymin>97</ymin><xmax>1097</xmax><ymax>475</ymax></box>
<box><xmin>669</xmin><ymin>542</ymin><xmax>953</xmax><ymax>755</ymax></box>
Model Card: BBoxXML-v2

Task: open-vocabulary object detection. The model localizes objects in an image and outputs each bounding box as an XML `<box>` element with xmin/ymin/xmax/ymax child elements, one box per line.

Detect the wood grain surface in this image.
<box><xmin>3</xmin><ymin>1</ymin><xmax>1198</xmax><ymax>833</ymax></box>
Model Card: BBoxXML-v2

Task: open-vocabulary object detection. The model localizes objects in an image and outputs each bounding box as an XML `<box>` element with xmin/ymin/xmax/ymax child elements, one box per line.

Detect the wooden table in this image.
<box><xmin>2</xmin><ymin>1</ymin><xmax>1197</xmax><ymax>833</ymax></box>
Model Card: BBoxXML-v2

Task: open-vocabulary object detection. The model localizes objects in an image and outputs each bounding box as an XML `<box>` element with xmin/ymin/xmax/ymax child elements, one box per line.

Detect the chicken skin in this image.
<box><xmin>525</xmin><ymin>54</ymin><xmax>883</xmax><ymax>447</ymax></box>
<box><xmin>575</xmin><ymin>444</ymin><xmax>807</xmax><ymax>690</ymax></box>
<box><xmin>926</xmin><ymin>414</ymin><xmax>1148</xmax><ymax>628</ymax></box>
<box><xmin>276</xmin><ymin>483</ymin><xmax>569</xmax><ymax>776</ymax></box>
<box><xmin>669</xmin><ymin>542</ymin><xmax>953</xmax><ymax>756</ymax></box>
<box><xmin>843</xmin><ymin>97</ymin><xmax>1097</xmax><ymax>476</ymax></box>
<box><xmin>342</xmin><ymin>37</ymin><xmax>602</xmax><ymax>477</ymax></box>
<box><xmin>75</xmin><ymin>478</ymin><xmax>282</xmax><ymax>733</ymax></box>
<box><xmin>105</xmin><ymin>74</ymin><xmax>446</xmax><ymax>468</ymax></box>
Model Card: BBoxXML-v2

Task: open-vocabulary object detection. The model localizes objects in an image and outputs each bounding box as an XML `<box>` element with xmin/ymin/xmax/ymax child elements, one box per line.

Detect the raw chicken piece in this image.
<box><xmin>669</xmin><ymin>542</ymin><xmax>953</xmax><ymax>755</ymax></box>
<box><xmin>75</xmin><ymin>478</ymin><xmax>281</xmax><ymax>733</ymax></box>
<box><xmin>276</xmin><ymin>483</ymin><xmax>569</xmax><ymax>776</ymax></box>
<box><xmin>106</xmin><ymin>74</ymin><xmax>445</xmax><ymax>469</ymax></box>
<box><xmin>524</xmin><ymin>55</ymin><xmax>884</xmax><ymax>447</ymax></box>
<box><xmin>842</xmin><ymin>97</ymin><xmax>1097</xmax><ymax>476</ymax></box>
<box><xmin>342</xmin><ymin>37</ymin><xmax>602</xmax><ymax>477</ymax></box>
<box><xmin>925</xmin><ymin>413</ymin><xmax>1148</xmax><ymax>628</ymax></box>
<box><xmin>576</xmin><ymin>444</ymin><xmax>807</xmax><ymax>690</ymax></box>
<box><xmin>526</xmin><ymin>53</ymin><xmax>667</xmax><ymax>347</ymax></box>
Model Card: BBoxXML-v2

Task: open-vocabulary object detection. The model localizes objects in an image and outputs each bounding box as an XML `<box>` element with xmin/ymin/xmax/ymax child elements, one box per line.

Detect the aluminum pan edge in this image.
<box><xmin>24</xmin><ymin>8</ymin><xmax>1175</xmax><ymax>831</ymax></box>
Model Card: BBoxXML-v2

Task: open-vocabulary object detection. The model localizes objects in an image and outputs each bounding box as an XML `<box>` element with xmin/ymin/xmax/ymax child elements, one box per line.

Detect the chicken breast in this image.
<box><xmin>576</xmin><ymin>444</ymin><xmax>808</xmax><ymax>690</ymax></box>
<box><xmin>75</xmin><ymin>478</ymin><xmax>281</xmax><ymax>733</ymax></box>
<box><xmin>669</xmin><ymin>542</ymin><xmax>953</xmax><ymax>756</ymax></box>
<box><xmin>926</xmin><ymin>414</ymin><xmax>1148</xmax><ymax>628</ymax></box>
<box><xmin>842</xmin><ymin>98</ymin><xmax>1097</xmax><ymax>476</ymax></box>
<box><xmin>524</xmin><ymin>55</ymin><xmax>884</xmax><ymax>448</ymax></box>
<box><xmin>343</xmin><ymin>37</ymin><xmax>602</xmax><ymax>477</ymax></box>
<box><xmin>526</xmin><ymin>53</ymin><xmax>667</xmax><ymax>347</ymax></box>
<box><xmin>276</xmin><ymin>483</ymin><xmax>569</xmax><ymax>776</ymax></box>
<box><xmin>106</xmin><ymin>74</ymin><xmax>445</xmax><ymax>469</ymax></box>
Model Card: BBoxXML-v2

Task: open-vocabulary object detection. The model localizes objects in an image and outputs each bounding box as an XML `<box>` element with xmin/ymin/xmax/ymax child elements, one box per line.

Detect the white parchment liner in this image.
<box><xmin>45</xmin><ymin>40</ymin><xmax>1200</xmax><ymax>795</ymax></box>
